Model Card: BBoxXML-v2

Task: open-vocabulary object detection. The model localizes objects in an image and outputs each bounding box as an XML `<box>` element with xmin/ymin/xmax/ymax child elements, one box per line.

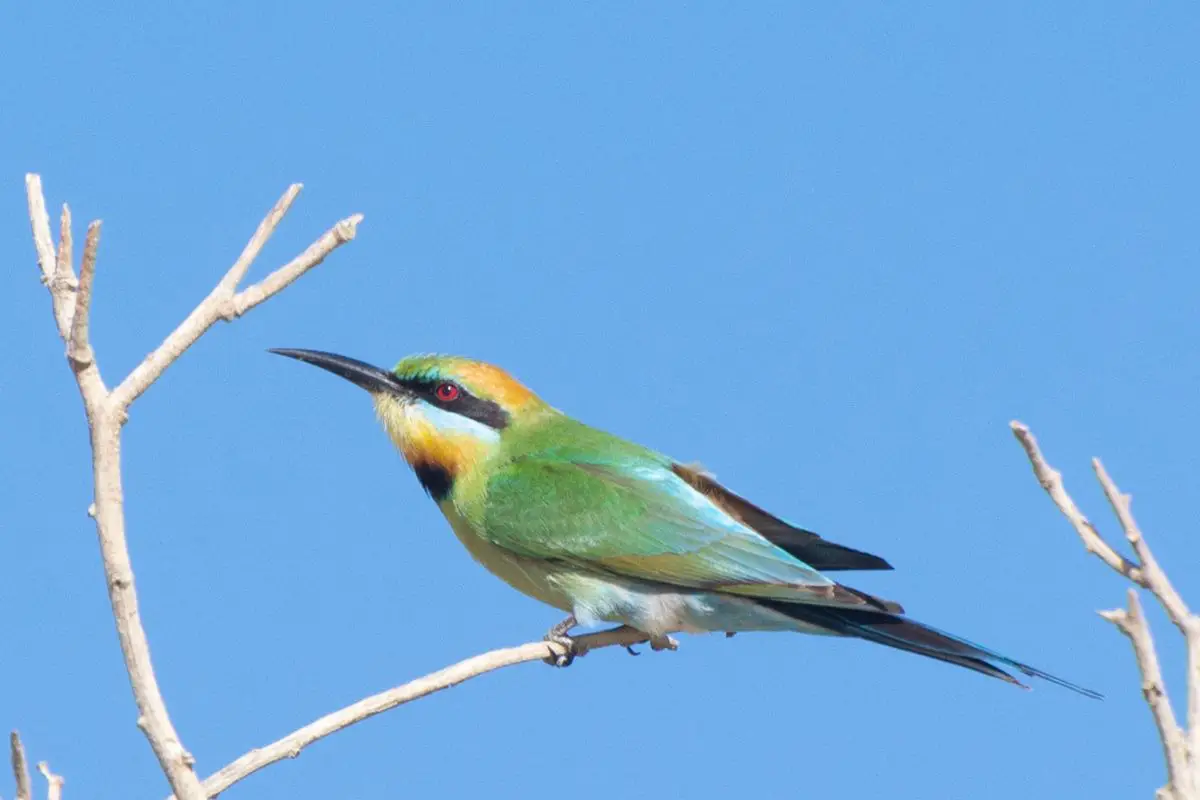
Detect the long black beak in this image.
<box><xmin>269</xmin><ymin>348</ymin><xmax>407</xmax><ymax>395</ymax></box>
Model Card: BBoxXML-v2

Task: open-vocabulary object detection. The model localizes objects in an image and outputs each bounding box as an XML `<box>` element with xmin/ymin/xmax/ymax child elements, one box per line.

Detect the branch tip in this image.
<box><xmin>55</xmin><ymin>204</ymin><xmax>74</xmax><ymax>284</ymax></box>
<box><xmin>226</xmin><ymin>211</ymin><xmax>365</xmax><ymax>319</ymax></box>
<box><xmin>68</xmin><ymin>221</ymin><xmax>101</xmax><ymax>367</ymax></box>
<box><xmin>1094</xmin><ymin>457</ymin><xmax>1191</xmax><ymax>630</ymax></box>
<box><xmin>1009</xmin><ymin>423</ymin><xmax>1144</xmax><ymax>583</ymax></box>
<box><xmin>10</xmin><ymin>731</ymin><xmax>31</xmax><ymax>800</ymax></box>
<box><xmin>219</xmin><ymin>184</ymin><xmax>305</xmax><ymax>292</ymax></box>
<box><xmin>24</xmin><ymin>175</ymin><xmax>51</xmax><ymax>280</ymax></box>
<box><xmin>36</xmin><ymin>762</ymin><xmax>63</xmax><ymax>800</ymax></box>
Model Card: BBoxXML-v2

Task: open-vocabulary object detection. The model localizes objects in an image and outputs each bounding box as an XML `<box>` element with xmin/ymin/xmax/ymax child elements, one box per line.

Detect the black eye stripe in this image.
<box><xmin>398</xmin><ymin>378</ymin><xmax>510</xmax><ymax>430</ymax></box>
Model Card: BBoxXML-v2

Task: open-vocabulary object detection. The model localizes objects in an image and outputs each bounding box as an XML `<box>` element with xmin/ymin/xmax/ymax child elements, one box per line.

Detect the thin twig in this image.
<box><xmin>35</xmin><ymin>762</ymin><xmax>63</xmax><ymax>800</ymax></box>
<box><xmin>51</xmin><ymin>204</ymin><xmax>77</xmax><ymax>341</ymax></box>
<box><xmin>227</xmin><ymin>214</ymin><xmax>364</xmax><ymax>318</ymax></box>
<box><xmin>25</xmin><ymin>176</ymin><xmax>56</xmax><ymax>284</ymax></box>
<box><xmin>192</xmin><ymin>627</ymin><xmax>665</xmax><ymax>799</ymax></box>
<box><xmin>1100</xmin><ymin>591</ymin><xmax>1190</xmax><ymax>797</ymax></box>
<box><xmin>10</xmin><ymin>732</ymin><xmax>31</xmax><ymax>800</ymax></box>
<box><xmin>216</xmin><ymin>184</ymin><xmax>302</xmax><ymax>292</ymax></box>
<box><xmin>109</xmin><ymin>197</ymin><xmax>361</xmax><ymax>412</ymax></box>
<box><xmin>54</xmin><ymin>204</ymin><xmax>75</xmax><ymax>296</ymax></box>
<box><xmin>25</xmin><ymin>178</ymin><xmax>74</xmax><ymax>341</ymax></box>
<box><xmin>1009</xmin><ymin>422</ymin><xmax>1145</xmax><ymax>584</ymax></box>
<box><xmin>1093</xmin><ymin>459</ymin><xmax>1190</xmax><ymax>632</ymax></box>
<box><xmin>68</xmin><ymin>221</ymin><xmax>101</xmax><ymax>368</ymax></box>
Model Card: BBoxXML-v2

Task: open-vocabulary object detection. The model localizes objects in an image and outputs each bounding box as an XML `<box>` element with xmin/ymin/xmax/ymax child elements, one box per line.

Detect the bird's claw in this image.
<box><xmin>543</xmin><ymin>633</ymin><xmax>579</xmax><ymax>667</ymax></box>
<box><xmin>625</xmin><ymin>645</ymin><xmax>641</xmax><ymax>656</ymax></box>
<box><xmin>542</xmin><ymin>615</ymin><xmax>582</xmax><ymax>667</ymax></box>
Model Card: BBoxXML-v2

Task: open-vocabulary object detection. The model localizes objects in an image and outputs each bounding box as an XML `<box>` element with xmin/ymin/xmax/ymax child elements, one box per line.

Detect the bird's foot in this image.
<box><xmin>611</xmin><ymin>626</ymin><xmax>677</xmax><ymax>654</ymax></box>
<box><xmin>543</xmin><ymin>614</ymin><xmax>580</xmax><ymax>668</ymax></box>
<box><xmin>649</xmin><ymin>634</ymin><xmax>679</xmax><ymax>652</ymax></box>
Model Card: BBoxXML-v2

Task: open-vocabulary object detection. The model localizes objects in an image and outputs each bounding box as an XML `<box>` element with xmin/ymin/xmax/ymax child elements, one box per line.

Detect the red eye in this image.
<box><xmin>435</xmin><ymin>382</ymin><xmax>460</xmax><ymax>402</ymax></box>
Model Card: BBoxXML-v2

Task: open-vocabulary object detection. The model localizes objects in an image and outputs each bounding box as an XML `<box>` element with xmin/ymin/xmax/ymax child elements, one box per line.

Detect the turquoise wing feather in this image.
<box><xmin>480</xmin><ymin>449</ymin><xmax>853</xmax><ymax>601</ymax></box>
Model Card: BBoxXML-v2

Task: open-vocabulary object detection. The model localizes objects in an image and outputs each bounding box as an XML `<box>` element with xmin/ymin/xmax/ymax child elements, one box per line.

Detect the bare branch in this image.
<box><xmin>1093</xmin><ymin>459</ymin><xmax>1191</xmax><ymax>632</ymax></box>
<box><xmin>26</xmin><ymin>173</ymin><xmax>362</xmax><ymax>800</ymax></box>
<box><xmin>10</xmin><ymin>732</ymin><xmax>31</xmax><ymax>800</ymax></box>
<box><xmin>227</xmin><ymin>213</ymin><xmax>364</xmax><ymax>318</ymax></box>
<box><xmin>88</xmin><ymin>419</ymin><xmax>204</xmax><ymax>799</ymax></box>
<box><xmin>216</xmin><ymin>184</ymin><xmax>302</xmax><ymax>292</ymax></box>
<box><xmin>23</xmin><ymin>175</ymin><xmax>197</xmax><ymax>798</ymax></box>
<box><xmin>1188</xmin><ymin>618</ymin><xmax>1200</xmax><ymax>792</ymax></box>
<box><xmin>51</xmin><ymin>205</ymin><xmax>79</xmax><ymax>341</ymax></box>
<box><xmin>67</xmin><ymin>221</ymin><xmax>101</xmax><ymax>368</ymax></box>
<box><xmin>109</xmin><ymin>196</ymin><xmax>361</xmax><ymax>412</ymax></box>
<box><xmin>25</xmin><ymin>177</ymin><xmax>73</xmax><ymax>340</ymax></box>
<box><xmin>1012</xmin><ymin>422</ymin><xmax>1200</xmax><ymax>799</ymax></box>
<box><xmin>193</xmin><ymin>626</ymin><xmax>661</xmax><ymax>799</ymax></box>
<box><xmin>25</xmin><ymin>176</ymin><xmax>56</xmax><ymax>284</ymax></box>
<box><xmin>1009</xmin><ymin>421</ymin><xmax>1145</xmax><ymax>584</ymax></box>
<box><xmin>1101</xmin><ymin>590</ymin><xmax>1191</xmax><ymax>796</ymax></box>
<box><xmin>54</xmin><ymin>205</ymin><xmax>75</xmax><ymax>295</ymax></box>
<box><xmin>35</xmin><ymin>763</ymin><xmax>62</xmax><ymax>800</ymax></box>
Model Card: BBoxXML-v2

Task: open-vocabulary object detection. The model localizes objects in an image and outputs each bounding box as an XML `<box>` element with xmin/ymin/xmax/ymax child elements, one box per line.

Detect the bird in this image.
<box><xmin>270</xmin><ymin>348</ymin><xmax>1099</xmax><ymax>698</ymax></box>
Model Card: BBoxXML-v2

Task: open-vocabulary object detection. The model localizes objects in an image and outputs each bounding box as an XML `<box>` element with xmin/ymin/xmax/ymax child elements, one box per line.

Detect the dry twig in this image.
<box><xmin>67</xmin><ymin>221</ymin><xmax>100</xmax><ymax>367</ymax></box>
<box><xmin>10</xmin><ymin>732</ymin><xmax>31</xmax><ymax>800</ymax></box>
<box><xmin>36</xmin><ymin>763</ymin><xmax>63</xmax><ymax>800</ymax></box>
<box><xmin>1010</xmin><ymin>423</ymin><xmax>1144</xmax><ymax>583</ymax></box>
<box><xmin>1092</xmin><ymin>459</ymin><xmax>1190</xmax><ymax>631</ymax></box>
<box><xmin>191</xmin><ymin>626</ymin><xmax>667</xmax><ymax>798</ymax></box>
<box><xmin>1101</xmin><ymin>590</ymin><xmax>1188</xmax><ymax>789</ymax></box>
<box><xmin>1011</xmin><ymin>421</ymin><xmax>1198</xmax><ymax>800</ymax></box>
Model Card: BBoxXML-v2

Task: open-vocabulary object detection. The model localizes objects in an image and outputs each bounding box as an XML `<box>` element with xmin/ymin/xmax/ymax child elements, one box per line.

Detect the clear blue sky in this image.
<box><xmin>3</xmin><ymin>5</ymin><xmax>1198</xmax><ymax>799</ymax></box>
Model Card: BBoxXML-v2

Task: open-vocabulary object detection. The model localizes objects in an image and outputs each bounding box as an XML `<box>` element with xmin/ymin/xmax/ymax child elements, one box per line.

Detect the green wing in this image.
<box><xmin>479</xmin><ymin>448</ymin><xmax>862</xmax><ymax>603</ymax></box>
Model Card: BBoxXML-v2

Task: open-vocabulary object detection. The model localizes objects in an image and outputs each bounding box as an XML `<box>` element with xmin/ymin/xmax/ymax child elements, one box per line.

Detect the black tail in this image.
<box><xmin>760</xmin><ymin>601</ymin><xmax>1101</xmax><ymax>699</ymax></box>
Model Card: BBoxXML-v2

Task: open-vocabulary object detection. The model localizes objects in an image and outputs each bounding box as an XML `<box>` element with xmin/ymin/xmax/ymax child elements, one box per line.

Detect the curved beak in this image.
<box><xmin>269</xmin><ymin>348</ymin><xmax>407</xmax><ymax>395</ymax></box>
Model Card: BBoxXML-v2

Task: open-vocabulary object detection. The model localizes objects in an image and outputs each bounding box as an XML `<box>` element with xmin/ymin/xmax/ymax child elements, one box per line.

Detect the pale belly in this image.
<box><xmin>440</xmin><ymin>506</ymin><xmax>825</xmax><ymax>637</ymax></box>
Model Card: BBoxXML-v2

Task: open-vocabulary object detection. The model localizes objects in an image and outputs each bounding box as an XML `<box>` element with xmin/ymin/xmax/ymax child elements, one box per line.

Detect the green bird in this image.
<box><xmin>272</xmin><ymin>348</ymin><xmax>1097</xmax><ymax>697</ymax></box>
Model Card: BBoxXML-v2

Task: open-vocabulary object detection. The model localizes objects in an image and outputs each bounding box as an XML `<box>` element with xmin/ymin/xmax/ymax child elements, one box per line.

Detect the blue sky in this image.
<box><xmin>3</xmin><ymin>4</ymin><xmax>1198</xmax><ymax>799</ymax></box>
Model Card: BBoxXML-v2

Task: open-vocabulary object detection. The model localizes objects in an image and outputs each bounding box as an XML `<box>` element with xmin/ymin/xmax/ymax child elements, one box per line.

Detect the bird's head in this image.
<box><xmin>271</xmin><ymin>349</ymin><xmax>549</xmax><ymax>499</ymax></box>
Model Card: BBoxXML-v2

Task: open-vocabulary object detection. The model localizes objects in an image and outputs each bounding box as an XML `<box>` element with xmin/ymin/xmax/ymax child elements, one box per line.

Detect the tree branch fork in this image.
<box><xmin>1011</xmin><ymin>422</ymin><xmax>1199</xmax><ymax>800</ymax></box>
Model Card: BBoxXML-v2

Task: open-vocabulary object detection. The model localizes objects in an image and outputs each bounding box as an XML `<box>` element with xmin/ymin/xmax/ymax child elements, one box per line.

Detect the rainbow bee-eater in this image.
<box><xmin>271</xmin><ymin>348</ymin><xmax>1097</xmax><ymax>697</ymax></box>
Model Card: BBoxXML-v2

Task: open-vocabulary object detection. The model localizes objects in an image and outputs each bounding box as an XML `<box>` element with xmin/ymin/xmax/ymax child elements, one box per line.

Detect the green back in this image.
<box><xmin>454</xmin><ymin>413</ymin><xmax>837</xmax><ymax>599</ymax></box>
